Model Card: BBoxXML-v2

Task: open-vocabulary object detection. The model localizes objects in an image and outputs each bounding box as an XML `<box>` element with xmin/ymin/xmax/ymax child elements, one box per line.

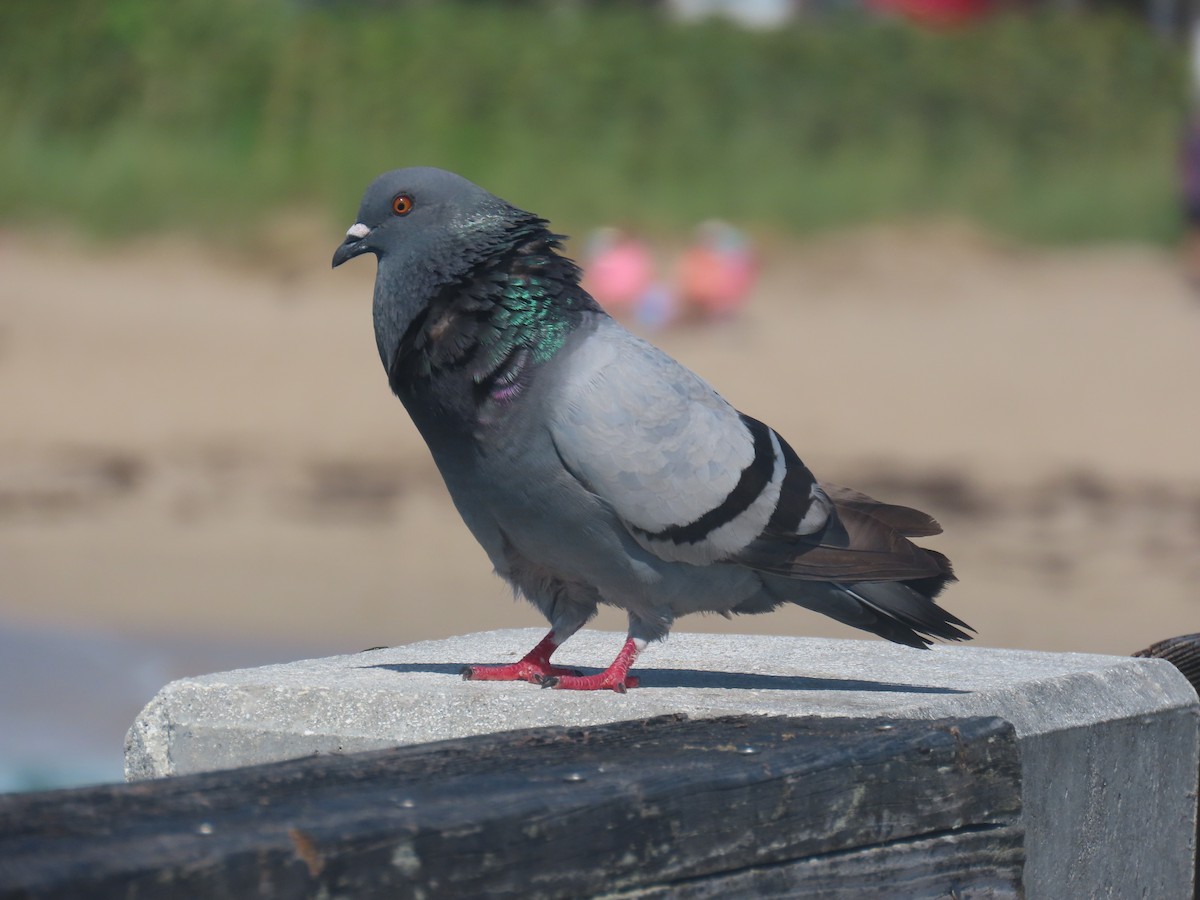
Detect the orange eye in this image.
<box><xmin>391</xmin><ymin>194</ymin><xmax>414</xmax><ymax>216</ymax></box>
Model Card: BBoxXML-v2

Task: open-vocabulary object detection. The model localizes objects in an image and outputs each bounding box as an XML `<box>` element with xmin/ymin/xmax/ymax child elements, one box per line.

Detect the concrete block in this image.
<box><xmin>126</xmin><ymin>629</ymin><xmax>1198</xmax><ymax>898</ymax></box>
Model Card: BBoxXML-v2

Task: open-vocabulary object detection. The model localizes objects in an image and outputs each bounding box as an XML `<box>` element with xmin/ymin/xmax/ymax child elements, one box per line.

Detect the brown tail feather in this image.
<box><xmin>821</xmin><ymin>483</ymin><xmax>943</xmax><ymax>537</ymax></box>
<box><xmin>736</xmin><ymin>500</ymin><xmax>946</xmax><ymax>583</ymax></box>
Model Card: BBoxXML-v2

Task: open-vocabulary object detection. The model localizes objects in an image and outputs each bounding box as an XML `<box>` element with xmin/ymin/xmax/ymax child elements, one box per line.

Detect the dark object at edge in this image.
<box><xmin>1135</xmin><ymin>633</ymin><xmax>1200</xmax><ymax>696</ymax></box>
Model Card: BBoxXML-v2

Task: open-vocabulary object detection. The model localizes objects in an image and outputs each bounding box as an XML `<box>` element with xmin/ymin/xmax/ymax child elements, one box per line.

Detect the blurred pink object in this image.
<box><xmin>581</xmin><ymin>228</ymin><xmax>655</xmax><ymax>317</ymax></box>
<box><xmin>677</xmin><ymin>220</ymin><xmax>757</xmax><ymax>320</ymax></box>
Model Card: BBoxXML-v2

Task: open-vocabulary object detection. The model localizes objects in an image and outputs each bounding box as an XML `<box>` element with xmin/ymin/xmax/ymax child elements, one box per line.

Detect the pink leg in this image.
<box><xmin>461</xmin><ymin>630</ymin><xmax>582</xmax><ymax>684</ymax></box>
<box><xmin>541</xmin><ymin>637</ymin><xmax>643</xmax><ymax>693</ymax></box>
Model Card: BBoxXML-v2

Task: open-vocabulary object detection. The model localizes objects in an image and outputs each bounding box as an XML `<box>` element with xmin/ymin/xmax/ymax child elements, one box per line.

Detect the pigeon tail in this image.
<box><xmin>829</xmin><ymin>511</ymin><xmax>968</xmax><ymax>649</ymax></box>
<box><xmin>835</xmin><ymin>575</ymin><xmax>972</xmax><ymax>649</ymax></box>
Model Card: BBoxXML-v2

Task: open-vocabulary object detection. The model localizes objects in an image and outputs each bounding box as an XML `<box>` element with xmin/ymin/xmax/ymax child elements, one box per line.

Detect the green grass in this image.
<box><xmin>0</xmin><ymin>0</ymin><xmax>1188</xmax><ymax>243</ymax></box>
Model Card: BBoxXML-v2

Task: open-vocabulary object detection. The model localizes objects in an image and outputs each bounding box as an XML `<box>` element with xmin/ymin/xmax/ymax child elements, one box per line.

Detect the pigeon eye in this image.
<box><xmin>391</xmin><ymin>194</ymin><xmax>414</xmax><ymax>216</ymax></box>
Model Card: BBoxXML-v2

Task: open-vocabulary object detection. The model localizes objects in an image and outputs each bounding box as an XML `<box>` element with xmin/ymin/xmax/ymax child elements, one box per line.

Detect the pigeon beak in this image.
<box><xmin>332</xmin><ymin>223</ymin><xmax>373</xmax><ymax>268</ymax></box>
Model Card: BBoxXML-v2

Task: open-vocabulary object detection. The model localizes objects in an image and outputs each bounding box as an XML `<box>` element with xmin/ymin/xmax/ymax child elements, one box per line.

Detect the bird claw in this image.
<box><xmin>537</xmin><ymin>673</ymin><xmax>638</xmax><ymax>692</ymax></box>
<box><xmin>460</xmin><ymin>662</ymin><xmax>581</xmax><ymax>684</ymax></box>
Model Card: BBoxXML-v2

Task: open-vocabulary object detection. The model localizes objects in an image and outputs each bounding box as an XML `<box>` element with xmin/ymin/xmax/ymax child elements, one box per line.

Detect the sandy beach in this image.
<box><xmin>2</xmin><ymin>222</ymin><xmax>1199</xmax><ymax>661</ymax></box>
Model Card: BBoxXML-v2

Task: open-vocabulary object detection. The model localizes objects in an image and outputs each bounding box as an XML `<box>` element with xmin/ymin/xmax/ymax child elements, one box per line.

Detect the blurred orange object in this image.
<box><xmin>676</xmin><ymin>220</ymin><xmax>758</xmax><ymax>321</ymax></box>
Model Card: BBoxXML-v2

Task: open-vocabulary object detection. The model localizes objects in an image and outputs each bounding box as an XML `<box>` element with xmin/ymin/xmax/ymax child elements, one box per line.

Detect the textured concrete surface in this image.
<box><xmin>127</xmin><ymin>629</ymin><xmax>1199</xmax><ymax>897</ymax></box>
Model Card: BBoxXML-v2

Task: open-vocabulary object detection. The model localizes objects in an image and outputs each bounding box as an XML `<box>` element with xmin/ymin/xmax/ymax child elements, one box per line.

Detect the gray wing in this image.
<box><xmin>547</xmin><ymin>319</ymin><xmax>830</xmax><ymax>566</ymax></box>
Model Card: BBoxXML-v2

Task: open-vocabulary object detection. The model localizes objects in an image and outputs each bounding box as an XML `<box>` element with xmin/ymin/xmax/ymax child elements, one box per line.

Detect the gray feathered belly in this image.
<box><xmin>431</xmin><ymin>421</ymin><xmax>764</xmax><ymax>624</ymax></box>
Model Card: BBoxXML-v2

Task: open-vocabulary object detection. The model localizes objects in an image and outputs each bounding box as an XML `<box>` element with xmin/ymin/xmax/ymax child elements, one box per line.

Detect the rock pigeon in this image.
<box><xmin>332</xmin><ymin>167</ymin><xmax>970</xmax><ymax>692</ymax></box>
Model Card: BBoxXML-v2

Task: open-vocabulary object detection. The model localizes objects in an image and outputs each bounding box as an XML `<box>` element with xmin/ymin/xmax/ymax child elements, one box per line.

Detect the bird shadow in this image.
<box><xmin>362</xmin><ymin>663</ymin><xmax>965</xmax><ymax>695</ymax></box>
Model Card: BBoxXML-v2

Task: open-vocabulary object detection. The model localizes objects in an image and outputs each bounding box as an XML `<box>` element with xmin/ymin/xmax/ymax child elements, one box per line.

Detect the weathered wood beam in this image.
<box><xmin>0</xmin><ymin>714</ymin><xmax>1021</xmax><ymax>899</ymax></box>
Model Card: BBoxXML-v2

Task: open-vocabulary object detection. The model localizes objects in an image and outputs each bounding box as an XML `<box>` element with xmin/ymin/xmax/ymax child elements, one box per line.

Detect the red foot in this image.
<box><xmin>460</xmin><ymin>631</ymin><xmax>582</xmax><ymax>684</ymax></box>
<box><xmin>540</xmin><ymin>671</ymin><xmax>640</xmax><ymax>693</ymax></box>
<box><xmin>461</xmin><ymin>660</ymin><xmax>582</xmax><ymax>684</ymax></box>
<box><xmin>540</xmin><ymin>637</ymin><xmax>642</xmax><ymax>693</ymax></box>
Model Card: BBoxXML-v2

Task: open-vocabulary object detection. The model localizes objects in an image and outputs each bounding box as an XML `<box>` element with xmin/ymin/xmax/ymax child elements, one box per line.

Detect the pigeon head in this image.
<box><xmin>333</xmin><ymin>167</ymin><xmax>529</xmax><ymax>372</ymax></box>
<box><xmin>332</xmin><ymin>167</ymin><xmax>516</xmax><ymax>272</ymax></box>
